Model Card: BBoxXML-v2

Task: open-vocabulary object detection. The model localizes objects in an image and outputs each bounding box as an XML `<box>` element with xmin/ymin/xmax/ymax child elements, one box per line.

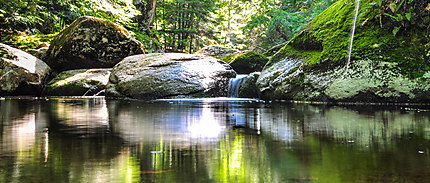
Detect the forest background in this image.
<box><xmin>0</xmin><ymin>0</ymin><xmax>335</xmax><ymax>54</ymax></box>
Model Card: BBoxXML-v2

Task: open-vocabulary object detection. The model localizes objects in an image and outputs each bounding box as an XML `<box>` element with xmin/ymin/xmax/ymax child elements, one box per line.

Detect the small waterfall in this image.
<box><xmin>227</xmin><ymin>74</ymin><xmax>248</xmax><ymax>98</ymax></box>
<box><xmin>344</xmin><ymin>0</ymin><xmax>360</xmax><ymax>78</ymax></box>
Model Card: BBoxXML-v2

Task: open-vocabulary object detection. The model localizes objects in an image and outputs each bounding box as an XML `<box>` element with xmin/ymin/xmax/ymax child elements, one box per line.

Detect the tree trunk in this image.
<box><xmin>134</xmin><ymin>0</ymin><xmax>157</xmax><ymax>28</ymax></box>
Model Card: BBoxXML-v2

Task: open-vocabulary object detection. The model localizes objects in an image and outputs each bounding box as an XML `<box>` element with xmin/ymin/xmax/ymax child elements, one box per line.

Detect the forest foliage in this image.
<box><xmin>0</xmin><ymin>0</ymin><xmax>355</xmax><ymax>53</ymax></box>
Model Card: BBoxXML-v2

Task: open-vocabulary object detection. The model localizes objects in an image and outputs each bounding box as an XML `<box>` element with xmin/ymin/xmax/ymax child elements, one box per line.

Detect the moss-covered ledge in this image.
<box><xmin>272</xmin><ymin>0</ymin><xmax>430</xmax><ymax>78</ymax></box>
<box><xmin>257</xmin><ymin>0</ymin><xmax>430</xmax><ymax>102</ymax></box>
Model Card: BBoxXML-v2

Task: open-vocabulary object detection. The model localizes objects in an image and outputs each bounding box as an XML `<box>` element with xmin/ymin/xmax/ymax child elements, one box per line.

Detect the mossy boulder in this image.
<box><xmin>195</xmin><ymin>45</ymin><xmax>240</xmax><ymax>59</ymax></box>
<box><xmin>0</xmin><ymin>43</ymin><xmax>51</xmax><ymax>96</ymax></box>
<box><xmin>106</xmin><ymin>53</ymin><xmax>236</xmax><ymax>99</ymax></box>
<box><xmin>227</xmin><ymin>51</ymin><xmax>268</xmax><ymax>74</ymax></box>
<box><xmin>46</xmin><ymin>16</ymin><xmax>145</xmax><ymax>72</ymax></box>
<box><xmin>43</xmin><ymin>68</ymin><xmax>111</xmax><ymax>96</ymax></box>
<box><xmin>257</xmin><ymin>0</ymin><xmax>430</xmax><ymax>102</ymax></box>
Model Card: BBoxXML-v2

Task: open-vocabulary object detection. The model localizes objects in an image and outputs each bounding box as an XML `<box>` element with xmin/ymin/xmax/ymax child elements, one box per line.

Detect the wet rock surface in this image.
<box><xmin>238</xmin><ymin>72</ymin><xmax>260</xmax><ymax>98</ymax></box>
<box><xmin>257</xmin><ymin>58</ymin><xmax>430</xmax><ymax>102</ymax></box>
<box><xmin>46</xmin><ymin>16</ymin><xmax>145</xmax><ymax>72</ymax></box>
<box><xmin>0</xmin><ymin>43</ymin><xmax>51</xmax><ymax>96</ymax></box>
<box><xmin>43</xmin><ymin>68</ymin><xmax>111</xmax><ymax>96</ymax></box>
<box><xmin>106</xmin><ymin>53</ymin><xmax>236</xmax><ymax>99</ymax></box>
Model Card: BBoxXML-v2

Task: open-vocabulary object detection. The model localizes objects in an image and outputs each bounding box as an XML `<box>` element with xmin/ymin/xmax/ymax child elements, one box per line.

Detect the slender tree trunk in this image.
<box><xmin>134</xmin><ymin>0</ymin><xmax>157</xmax><ymax>28</ymax></box>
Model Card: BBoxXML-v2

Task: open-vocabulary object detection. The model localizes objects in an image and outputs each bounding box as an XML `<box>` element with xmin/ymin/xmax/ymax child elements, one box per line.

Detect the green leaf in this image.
<box><xmin>393</xmin><ymin>26</ymin><xmax>401</xmax><ymax>36</ymax></box>
<box><xmin>384</xmin><ymin>13</ymin><xmax>397</xmax><ymax>20</ymax></box>
<box><xmin>405</xmin><ymin>12</ymin><xmax>411</xmax><ymax>21</ymax></box>
<box><xmin>396</xmin><ymin>0</ymin><xmax>405</xmax><ymax>11</ymax></box>
<box><xmin>389</xmin><ymin>3</ymin><xmax>396</xmax><ymax>13</ymax></box>
<box><xmin>396</xmin><ymin>14</ymin><xmax>403</xmax><ymax>21</ymax></box>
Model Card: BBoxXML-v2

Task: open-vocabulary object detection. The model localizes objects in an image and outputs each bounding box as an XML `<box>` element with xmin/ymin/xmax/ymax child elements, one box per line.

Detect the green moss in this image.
<box><xmin>272</xmin><ymin>0</ymin><xmax>430</xmax><ymax>79</ymax></box>
<box><xmin>263</xmin><ymin>42</ymin><xmax>287</xmax><ymax>57</ymax></box>
<box><xmin>219</xmin><ymin>55</ymin><xmax>234</xmax><ymax>63</ymax></box>
<box><xmin>267</xmin><ymin>45</ymin><xmax>321</xmax><ymax>69</ymax></box>
<box><xmin>86</xmin><ymin>16</ymin><xmax>130</xmax><ymax>37</ymax></box>
<box><xmin>1</xmin><ymin>33</ymin><xmax>57</xmax><ymax>51</ymax></box>
<box><xmin>49</xmin><ymin>16</ymin><xmax>132</xmax><ymax>55</ymax></box>
<box><xmin>228</xmin><ymin>51</ymin><xmax>269</xmax><ymax>73</ymax></box>
<box><xmin>230</xmin><ymin>51</ymin><xmax>267</xmax><ymax>64</ymax></box>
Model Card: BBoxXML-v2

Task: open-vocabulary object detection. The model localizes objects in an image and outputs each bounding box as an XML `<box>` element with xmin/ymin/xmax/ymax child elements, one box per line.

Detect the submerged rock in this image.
<box><xmin>195</xmin><ymin>45</ymin><xmax>240</xmax><ymax>59</ymax></box>
<box><xmin>0</xmin><ymin>43</ymin><xmax>51</xmax><ymax>96</ymax></box>
<box><xmin>258</xmin><ymin>0</ymin><xmax>430</xmax><ymax>102</ymax></box>
<box><xmin>46</xmin><ymin>16</ymin><xmax>145</xmax><ymax>72</ymax></box>
<box><xmin>43</xmin><ymin>68</ymin><xmax>111</xmax><ymax>96</ymax></box>
<box><xmin>228</xmin><ymin>51</ymin><xmax>268</xmax><ymax>74</ymax></box>
<box><xmin>106</xmin><ymin>53</ymin><xmax>236</xmax><ymax>99</ymax></box>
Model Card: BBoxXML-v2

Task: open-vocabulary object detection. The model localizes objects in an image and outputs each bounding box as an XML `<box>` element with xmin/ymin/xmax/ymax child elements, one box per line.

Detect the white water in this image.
<box><xmin>227</xmin><ymin>74</ymin><xmax>248</xmax><ymax>98</ymax></box>
<box><xmin>344</xmin><ymin>0</ymin><xmax>360</xmax><ymax>78</ymax></box>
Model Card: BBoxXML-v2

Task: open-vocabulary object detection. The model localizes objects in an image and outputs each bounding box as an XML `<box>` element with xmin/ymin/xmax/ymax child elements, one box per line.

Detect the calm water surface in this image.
<box><xmin>1</xmin><ymin>97</ymin><xmax>430</xmax><ymax>183</ymax></box>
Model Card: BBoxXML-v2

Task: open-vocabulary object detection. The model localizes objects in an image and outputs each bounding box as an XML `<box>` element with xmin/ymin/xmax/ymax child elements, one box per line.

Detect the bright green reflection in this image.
<box><xmin>2</xmin><ymin>98</ymin><xmax>430</xmax><ymax>182</ymax></box>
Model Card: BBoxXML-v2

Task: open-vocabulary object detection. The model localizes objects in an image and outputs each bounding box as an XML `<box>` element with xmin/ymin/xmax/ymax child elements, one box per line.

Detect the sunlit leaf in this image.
<box><xmin>389</xmin><ymin>2</ymin><xmax>396</xmax><ymax>13</ymax></box>
<box><xmin>396</xmin><ymin>0</ymin><xmax>405</xmax><ymax>11</ymax></box>
<box><xmin>393</xmin><ymin>26</ymin><xmax>401</xmax><ymax>36</ymax></box>
<box><xmin>405</xmin><ymin>12</ymin><xmax>411</xmax><ymax>21</ymax></box>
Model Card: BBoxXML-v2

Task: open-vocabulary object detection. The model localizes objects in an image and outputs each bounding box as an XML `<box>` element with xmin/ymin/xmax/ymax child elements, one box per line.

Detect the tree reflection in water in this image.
<box><xmin>2</xmin><ymin>98</ymin><xmax>430</xmax><ymax>182</ymax></box>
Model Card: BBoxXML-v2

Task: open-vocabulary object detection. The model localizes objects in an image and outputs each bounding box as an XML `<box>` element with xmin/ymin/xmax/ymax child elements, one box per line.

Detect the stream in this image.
<box><xmin>1</xmin><ymin>97</ymin><xmax>430</xmax><ymax>182</ymax></box>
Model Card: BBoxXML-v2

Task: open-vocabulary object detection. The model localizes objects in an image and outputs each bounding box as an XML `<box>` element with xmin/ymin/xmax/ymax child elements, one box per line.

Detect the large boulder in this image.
<box><xmin>195</xmin><ymin>45</ymin><xmax>240</xmax><ymax>59</ymax></box>
<box><xmin>228</xmin><ymin>51</ymin><xmax>268</xmax><ymax>74</ymax></box>
<box><xmin>106</xmin><ymin>53</ymin><xmax>236</xmax><ymax>99</ymax></box>
<box><xmin>257</xmin><ymin>0</ymin><xmax>430</xmax><ymax>103</ymax></box>
<box><xmin>0</xmin><ymin>43</ymin><xmax>51</xmax><ymax>96</ymax></box>
<box><xmin>46</xmin><ymin>16</ymin><xmax>145</xmax><ymax>72</ymax></box>
<box><xmin>43</xmin><ymin>68</ymin><xmax>111</xmax><ymax>96</ymax></box>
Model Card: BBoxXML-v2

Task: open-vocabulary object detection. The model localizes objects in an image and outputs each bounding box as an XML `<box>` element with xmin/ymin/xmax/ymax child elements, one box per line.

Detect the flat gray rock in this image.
<box><xmin>106</xmin><ymin>53</ymin><xmax>236</xmax><ymax>99</ymax></box>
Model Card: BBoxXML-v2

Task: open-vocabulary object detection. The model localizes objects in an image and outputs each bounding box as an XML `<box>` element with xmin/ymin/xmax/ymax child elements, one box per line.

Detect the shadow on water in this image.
<box><xmin>2</xmin><ymin>97</ymin><xmax>430</xmax><ymax>182</ymax></box>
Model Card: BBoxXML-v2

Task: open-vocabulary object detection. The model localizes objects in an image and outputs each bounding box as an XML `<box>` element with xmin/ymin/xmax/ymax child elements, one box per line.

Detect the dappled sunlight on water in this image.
<box><xmin>2</xmin><ymin>97</ymin><xmax>430</xmax><ymax>182</ymax></box>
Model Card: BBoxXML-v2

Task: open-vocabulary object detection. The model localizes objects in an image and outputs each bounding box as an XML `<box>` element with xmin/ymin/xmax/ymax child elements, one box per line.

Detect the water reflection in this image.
<box><xmin>47</xmin><ymin>98</ymin><xmax>110</xmax><ymax>137</ymax></box>
<box><xmin>1</xmin><ymin>98</ymin><xmax>430</xmax><ymax>182</ymax></box>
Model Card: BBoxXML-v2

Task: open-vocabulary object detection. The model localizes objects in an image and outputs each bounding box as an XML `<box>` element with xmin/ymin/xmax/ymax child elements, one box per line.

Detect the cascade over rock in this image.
<box><xmin>106</xmin><ymin>53</ymin><xmax>236</xmax><ymax>99</ymax></box>
<box><xmin>257</xmin><ymin>0</ymin><xmax>430</xmax><ymax>102</ymax></box>
<box><xmin>228</xmin><ymin>73</ymin><xmax>260</xmax><ymax>98</ymax></box>
<box><xmin>46</xmin><ymin>16</ymin><xmax>145</xmax><ymax>72</ymax></box>
<box><xmin>0</xmin><ymin>43</ymin><xmax>51</xmax><ymax>96</ymax></box>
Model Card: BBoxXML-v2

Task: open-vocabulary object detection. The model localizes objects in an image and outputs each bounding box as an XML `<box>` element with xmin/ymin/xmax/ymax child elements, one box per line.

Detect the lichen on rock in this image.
<box><xmin>106</xmin><ymin>53</ymin><xmax>236</xmax><ymax>99</ymax></box>
<box><xmin>46</xmin><ymin>16</ymin><xmax>146</xmax><ymax>72</ymax></box>
<box><xmin>43</xmin><ymin>68</ymin><xmax>111</xmax><ymax>96</ymax></box>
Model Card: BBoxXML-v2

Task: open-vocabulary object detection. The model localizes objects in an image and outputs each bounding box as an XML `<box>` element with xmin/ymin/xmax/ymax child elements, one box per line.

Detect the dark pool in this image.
<box><xmin>1</xmin><ymin>97</ymin><xmax>430</xmax><ymax>182</ymax></box>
